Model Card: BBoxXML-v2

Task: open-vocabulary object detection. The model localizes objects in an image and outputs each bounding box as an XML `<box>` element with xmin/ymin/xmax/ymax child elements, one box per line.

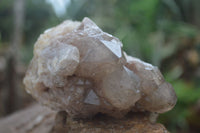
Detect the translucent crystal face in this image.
<box><xmin>23</xmin><ymin>17</ymin><xmax>177</xmax><ymax>118</ymax></box>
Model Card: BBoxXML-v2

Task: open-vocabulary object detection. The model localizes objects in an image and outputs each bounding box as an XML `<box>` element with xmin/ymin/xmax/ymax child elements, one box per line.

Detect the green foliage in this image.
<box><xmin>174</xmin><ymin>81</ymin><xmax>200</xmax><ymax>105</ymax></box>
<box><xmin>0</xmin><ymin>0</ymin><xmax>13</xmax><ymax>43</ymax></box>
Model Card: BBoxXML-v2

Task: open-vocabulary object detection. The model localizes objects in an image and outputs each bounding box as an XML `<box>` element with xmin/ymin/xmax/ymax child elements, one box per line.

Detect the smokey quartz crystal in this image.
<box><xmin>23</xmin><ymin>17</ymin><xmax>177</xmax><ymax>118</ymax></box>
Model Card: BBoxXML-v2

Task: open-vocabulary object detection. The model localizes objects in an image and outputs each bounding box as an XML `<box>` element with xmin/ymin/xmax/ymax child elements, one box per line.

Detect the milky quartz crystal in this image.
<box><xmin>23</xmin><ymin>17</ymin><xmax>177</xmax><ymax>118</ymax></box>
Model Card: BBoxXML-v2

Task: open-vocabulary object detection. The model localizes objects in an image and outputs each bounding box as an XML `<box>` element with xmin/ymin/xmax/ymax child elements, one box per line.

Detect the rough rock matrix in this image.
<box><xmin>0</xmin><ymin>104</ymin><xmax>169</xmax><ymax>133</ymax></box>
<box><xmin>23</xmin><ymin>17</ymin><xmax>177</xmax><ymax>118</ymax></box>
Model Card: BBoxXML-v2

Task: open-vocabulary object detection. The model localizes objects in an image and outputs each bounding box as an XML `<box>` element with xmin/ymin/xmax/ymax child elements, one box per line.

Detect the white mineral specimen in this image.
<box><xmin>23</xmin><ymin>17</ymin><xmax>177</xmax><ymax>118</ymax></box>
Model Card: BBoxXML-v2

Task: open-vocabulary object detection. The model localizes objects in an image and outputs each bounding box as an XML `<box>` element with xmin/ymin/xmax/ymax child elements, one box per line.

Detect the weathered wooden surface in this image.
<box><xmin>0</xmin><ymin>104</ymin><xmax>54</xmax><ymax>133</ymax></box>
<box><xmin>0</xmin><ymin>104</ymin><xmax>169</xmax><ymax>133</ymax></box>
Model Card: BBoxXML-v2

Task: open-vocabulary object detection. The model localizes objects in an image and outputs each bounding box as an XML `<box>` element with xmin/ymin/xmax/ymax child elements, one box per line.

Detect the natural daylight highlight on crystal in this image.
<box><xmin>23</xmin><ymin>17</ymin><xmax>177</xmax><ymax>118</ymax></box>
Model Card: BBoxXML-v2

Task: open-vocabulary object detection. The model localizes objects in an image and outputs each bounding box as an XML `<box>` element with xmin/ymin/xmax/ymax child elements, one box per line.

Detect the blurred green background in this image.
<box><xmin>0</xmin><ymin>0</ymin><xmax>200</xmax><ymax>132</ymax></box>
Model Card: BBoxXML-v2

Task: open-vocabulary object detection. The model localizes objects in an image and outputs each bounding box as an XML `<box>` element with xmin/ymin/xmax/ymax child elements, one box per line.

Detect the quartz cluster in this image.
<box><xmin>23</xmin><ymin>17</ymin><xmax>177</xmax><ymax>118</ymax></box>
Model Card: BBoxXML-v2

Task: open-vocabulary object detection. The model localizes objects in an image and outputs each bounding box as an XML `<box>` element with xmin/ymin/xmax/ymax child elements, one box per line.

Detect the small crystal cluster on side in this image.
<box><xmin>23</xmin><ymin>17</ymin><xmax>177</xmax><ymax>118</ymax></box>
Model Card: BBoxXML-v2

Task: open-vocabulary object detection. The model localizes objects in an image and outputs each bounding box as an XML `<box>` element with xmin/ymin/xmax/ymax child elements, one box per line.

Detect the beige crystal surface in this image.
<box><xmin>23</xmin><ymin>17</ymin><xmax>177</xmax><ymax>118</ymax></box>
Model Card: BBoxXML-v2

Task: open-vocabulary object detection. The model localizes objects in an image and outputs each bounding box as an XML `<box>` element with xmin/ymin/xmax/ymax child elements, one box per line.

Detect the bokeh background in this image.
<box><xmin>0</xmin><ymin>0</ymin><xmax>200</xmax><ymax>132</ymax></box>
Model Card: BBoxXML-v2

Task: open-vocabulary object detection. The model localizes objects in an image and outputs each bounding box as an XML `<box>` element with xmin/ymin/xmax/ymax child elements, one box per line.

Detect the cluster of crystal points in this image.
<box><xmin>23</xmin><ymin>17</ymin><xmax>177</xmax><ymax>118</ymax></box>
